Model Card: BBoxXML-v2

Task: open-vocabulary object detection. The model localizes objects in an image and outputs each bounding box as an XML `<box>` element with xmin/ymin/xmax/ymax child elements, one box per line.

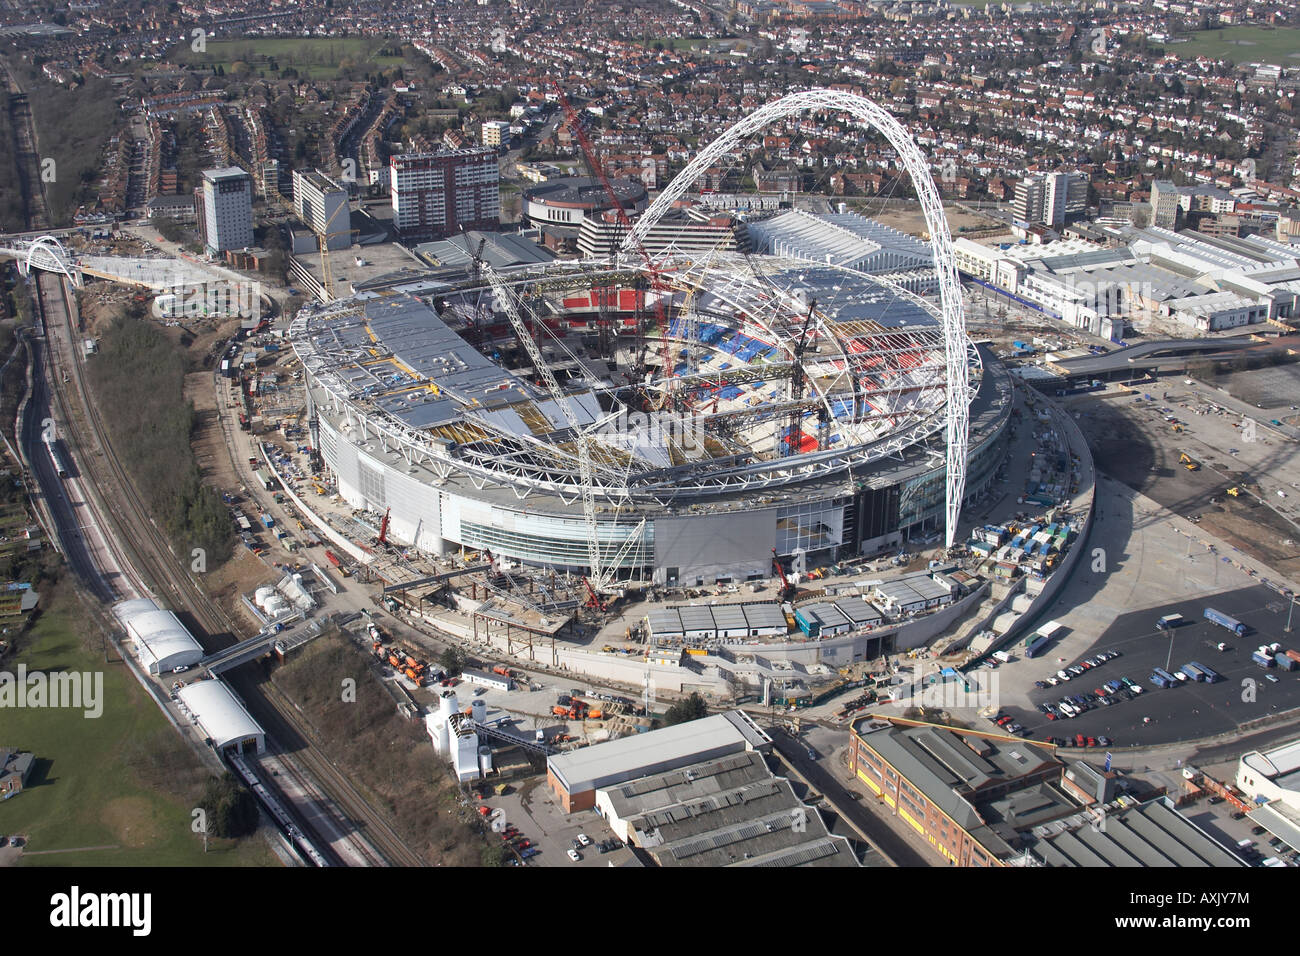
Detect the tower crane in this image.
<box><xmin>783</xmin><ymin>299</ymin><xmax>816</xmax><ymax>457</ymax></box>
<box><xmin>468</xmin><ymin>246</ymin><xmax>644</xmax><ymax>594</ymax></box>
<box><xmin>552</xmin><ymin>84</ymin><xmax>676</xmax><ymax>404</ymax></box>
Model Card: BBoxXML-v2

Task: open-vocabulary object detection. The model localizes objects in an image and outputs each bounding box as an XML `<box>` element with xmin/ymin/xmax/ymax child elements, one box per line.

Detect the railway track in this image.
<box><xmin>34</xmin><ymin>273</ymin><xmax>424</xmax><ymax>867</ymax></box>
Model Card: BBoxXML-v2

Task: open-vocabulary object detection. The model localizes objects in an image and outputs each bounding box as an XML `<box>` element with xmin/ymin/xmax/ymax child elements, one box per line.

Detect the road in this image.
<box><xmin>768</xmin><ymin>728</ymin><xmax>928</xmax><ymax>866</ymax></box>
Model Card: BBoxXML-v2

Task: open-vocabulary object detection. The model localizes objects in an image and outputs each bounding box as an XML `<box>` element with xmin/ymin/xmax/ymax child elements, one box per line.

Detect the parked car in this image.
<box><xmin>567</xmin><ymin>848</ymin><xmax>582</xmax><ymax>862</ymax></box>
<box><xmin>576</xmin><ymin>833</ymin><xmax>592</xmax><ymax>847</ymax></box>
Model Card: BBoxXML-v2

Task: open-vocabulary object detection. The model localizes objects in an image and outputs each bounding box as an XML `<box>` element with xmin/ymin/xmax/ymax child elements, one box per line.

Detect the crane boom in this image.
<box><xmin>478</xmin><ymin>259</ymin><xmax>605</xmax><ymax>588</ymax></box>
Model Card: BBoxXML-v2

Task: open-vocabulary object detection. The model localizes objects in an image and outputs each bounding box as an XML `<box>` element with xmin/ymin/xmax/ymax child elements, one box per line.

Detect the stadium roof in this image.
<box><xmin>746</xmin><ymin>209</ymin><xmax>933</xmax><ymax>273</ymax></box>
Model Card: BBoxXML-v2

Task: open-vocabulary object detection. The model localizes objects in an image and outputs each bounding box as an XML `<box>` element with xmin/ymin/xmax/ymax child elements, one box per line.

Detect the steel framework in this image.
<box><xmin>621</xmin><ymin>89</ymin><xmax>974</xmax><ymax>547</ymax></box>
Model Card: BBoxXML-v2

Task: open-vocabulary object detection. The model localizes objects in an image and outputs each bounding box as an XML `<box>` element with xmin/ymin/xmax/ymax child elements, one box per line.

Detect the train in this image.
<box><xmin>43</xmin><ymin>433</ymin><xmax>69</xmax><ymax>478</ymax></box>
<box><xmin>227</xmin><ymin>752</ymin><xmax>331</xmax><ymax>867</ymax></box>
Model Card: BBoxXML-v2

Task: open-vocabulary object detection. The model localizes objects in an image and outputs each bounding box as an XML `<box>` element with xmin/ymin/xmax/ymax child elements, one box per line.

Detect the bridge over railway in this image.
<box><xmin>0</xmin><ymin>233</ymin><xmax>246</xmax><ymax>293</ymax></box>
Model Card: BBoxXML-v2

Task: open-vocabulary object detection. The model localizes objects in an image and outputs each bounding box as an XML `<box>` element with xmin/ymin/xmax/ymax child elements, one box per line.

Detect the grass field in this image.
<box><xmin>1158</xmin><ymin>26</ymin><xmax>1300</xmax><ymax>66</ymax></box>
<box><xmin>0</xmin><ymin>583</ymin><xmax>275</xmax><ymax>867</ymax></box>
<box><xmin>169</xmin><ymin>36</ymin><xmax>407</xmax><ymax>80</ymax></box>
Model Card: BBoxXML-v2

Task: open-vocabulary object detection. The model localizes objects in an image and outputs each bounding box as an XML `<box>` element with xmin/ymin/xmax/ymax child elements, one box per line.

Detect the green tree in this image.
<box><xmin>663</xmin><ymin>692</ymin><xmax>708</xmax><ymax>727</ymax></box>
<box><xmin>199</xmin><ymin>773</ymin><xmax>259</xmax><ymax>838</ymax></box>
<box><xmin>439</xmin><ymin>647</ymin><xmax>465</xmax><ymax>674</ymax></box>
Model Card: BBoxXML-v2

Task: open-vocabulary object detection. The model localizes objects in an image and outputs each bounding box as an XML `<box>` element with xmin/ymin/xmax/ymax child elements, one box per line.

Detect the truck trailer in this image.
<box><xmin>1204</xmin><ymin>607</ymin><xmax>1246</xmax><ymax>636</ymax></box>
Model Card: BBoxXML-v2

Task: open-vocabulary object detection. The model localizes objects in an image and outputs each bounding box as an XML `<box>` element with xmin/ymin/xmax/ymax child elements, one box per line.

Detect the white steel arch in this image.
<box><xmin>622</xmin><ymin>89</ymin><xmax>973</xmax><ymax>547</ymax></box>
<box><xmin>23</xmin><ymin>235</ymin><xmax>81</xmax><ymax>287</ymax></box>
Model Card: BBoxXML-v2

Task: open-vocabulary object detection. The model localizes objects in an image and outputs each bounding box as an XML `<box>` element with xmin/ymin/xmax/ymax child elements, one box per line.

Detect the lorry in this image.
<box><xmin>1156</xmin><ymin>613</ymin><xmax>1183</xmax><ymax>630</ymax></box>
<box><xmin>260</xmin><ymin>513</ymin><xmax>275</xmax><ymax>529</ymax></box>
<box><xmin>1024</xmin><ymin>634</ymin><xmax>1049</xmax><ymax>658</ymax></box>
<box><xmin>1252</xmin><ymin>650</ymin><xmax>1275</xmax><ymax>669</ymax></box>
<box><xmin>1276</xmin><ymin>653</ymin><xmax>1298</xmax><ymax>672</ymax></box>
<box><xmin>1180</xmin><ymin>662</ymin><xmax>1206</xmax><ymax>682</ymax></box>
<box><xmin>1150</xmin><ymin>667</ymin><xmax>1178</xmax><ymax>688</ymax></box>
<box><xmin>1204</xmin><ymin>607</ymin><xmax>1246</xmax><ymax>636</ymax></box>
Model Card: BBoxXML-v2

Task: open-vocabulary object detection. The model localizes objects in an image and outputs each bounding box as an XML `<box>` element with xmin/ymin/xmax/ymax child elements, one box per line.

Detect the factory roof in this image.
<box><xmin>414</xmin><ymin>230</ymin><xmax>555</xmax><ymax>271</ymax></box>
<box><xmin>1033</xmin><ymin>798</ymin><xmax>1246</xmax><ymax>867</ymax></box>
<box><xmin>610</xmin><ymin>751</ymin><xmax>858</xmax><ymax>867</ymax></box>
<box><xmin>548</xmin><ymin>710</ymin><xmax>771</xmax><ymax>796</ymax></box>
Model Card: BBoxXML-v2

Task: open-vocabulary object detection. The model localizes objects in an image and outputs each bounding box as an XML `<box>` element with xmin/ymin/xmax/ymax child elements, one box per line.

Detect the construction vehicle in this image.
<box><xmin>376</xmin><ymin>507</ymin><xmax>391</xmax><ymax>547</ymax></box>
<box><xmin>1228</xmin><ymin>487</ymin><xmax>1241</xmax><ymax>497</ymax></box>
<box><xmin>582</xmin><ymin>577</ymin><xmax>607</xmax><ymax>611</ymax></box>
<box><xmin>491</xmin><ymin>665</ymin><xmax>511</xmax><ymax>677</ymax></box>
<box><xmin>772</xmin><ymin>548</ymin><xmax>796</xmax><ymax>601</ymax></box>
<box><xmin>1179</xmin><ymin>453</ymin><xmax>1200</xmax><ymax>471</ymax></box>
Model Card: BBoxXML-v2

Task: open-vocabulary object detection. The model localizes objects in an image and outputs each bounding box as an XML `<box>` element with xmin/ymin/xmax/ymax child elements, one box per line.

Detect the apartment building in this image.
<box><xmin>390</xmin><ymin>148</ymin><xmax>500</xmax><ymax>241</ymax></box>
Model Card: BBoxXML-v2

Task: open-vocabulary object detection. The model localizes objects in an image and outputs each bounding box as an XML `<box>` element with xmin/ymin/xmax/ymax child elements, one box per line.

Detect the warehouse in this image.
<box><xmin>112</xmin><ymin>597</ymin><xmax>204</xmax><ymax>675</ymax></box>
<box><xmin>597</xmin><ymin>750</ymin><xmax>859</xmax><ymax>867</ymax></box>
<box><xmin>547</xmin><ymin>710</ymin><xmax>771</xmax><ymax>812</ymax></box>
<box><xmin>176</xmin><ymin>678</ymin><xmax>265</xmax><ymax>755</ymax></box>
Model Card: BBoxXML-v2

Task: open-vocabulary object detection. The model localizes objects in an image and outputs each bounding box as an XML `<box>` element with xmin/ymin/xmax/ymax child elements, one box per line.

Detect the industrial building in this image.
<box><xmin>1237</xmin><ymin>738</ymin><xmax>1300</xmax><ymax>811</ymax></box>
<box><xmin>547</xmin><ymin>710</ymin><xmax>771</xmax><ymax>812</ymax></box>
<box><xmin>288</xmin><ymin>246</ymin><xmax>1011</xmax><ymax>585</ymax></box>
<box><xmin>175</xmin><ymin>678</ymin><xmax>265</xmax><ymax>755</ymax></box>
<box><xmin>1031</xmin><ymin>798</ymin><xmax>1247</xmax><ymax>867</ymax></box>
<box><xmin>598</xmin><ymin>750</ymin><xmax>860</xmax><ymax>867</ymax></box>
<box><xmin>291</xmin><ymin>168</ymin><xmax>351</xmax><ymax>251</ymax></box>
<box><xmin>389</xmin><ymin>148</ymin><xmax>500</xmax><ymax>241</ymax></box>
<box><xmin>849</xmin><ymin>718</ymin><xmax>1070</xmax><ymax>865</ymax></box>
<box><xmin>195</xmin><ymin>167</ymin><xmax>254</xmax><ymax>255</ymax></box>
<box><xmin>955</xmin><ymin>226</ymin><xmax>1298</xmax><ymax>336</ymax></box>
<box><xmin>645</xmin><ymin>602</ymin><xmax>788</xmax><ymax>642</ymax></box>
<box><xmin>112</xmin><ymin>597</ymin><xmax>205</xmax><ymax>675</ymax></box>
<box><xmin>425</xmin><ymin>691</ymin><xmax>493</xmax><ymax>783</ymax></box>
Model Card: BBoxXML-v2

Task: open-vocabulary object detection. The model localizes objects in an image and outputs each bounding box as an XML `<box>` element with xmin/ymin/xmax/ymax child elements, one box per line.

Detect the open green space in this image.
<box><xmin>1157</xmin><ymin>26</ymin><xmax>1300</xmax><ymax>66</ymax></box>
<box><xmin>0</xmin><ymin>582</ymin><xmax>275</xmax><ymax>866</ymax></box>
<box><xmin>169</xmin><ymin>36</ymin><xmax>407</xmax><ymax>80</ymax></box>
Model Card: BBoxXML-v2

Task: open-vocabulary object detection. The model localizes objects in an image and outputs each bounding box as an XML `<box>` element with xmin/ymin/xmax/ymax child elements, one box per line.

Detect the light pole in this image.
<box><xmin>1286</xmin><ymin>597</ymin><xmax>1296</xmax><ymax>634</ymax></box>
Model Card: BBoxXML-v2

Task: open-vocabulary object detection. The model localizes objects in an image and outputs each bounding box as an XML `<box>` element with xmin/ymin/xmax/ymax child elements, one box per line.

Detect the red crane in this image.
<box><xmin>582</xmin><ymin>576</ymin><xmax>607</xmax><ymax>611</ymax></box>
<box><xmin>552</xmin><ymin>83</ymin><xmax>676</xmax><ymax>405</ymax></box>
<box><xmin>772</xmin><ymin>548</ymin><xmax>795</xmax><ymax>601</ymax></box>
<box><xmin>377</xmin><ymin>507</ymin><xmax>390</xmax><ymax>547</ymax></box>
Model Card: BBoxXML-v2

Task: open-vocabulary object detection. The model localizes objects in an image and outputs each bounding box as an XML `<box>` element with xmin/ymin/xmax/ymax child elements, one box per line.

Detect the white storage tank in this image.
<box><xmin>441</xmin><ymin>692</ymin><xmax>459</xmax><ymax>717</ymax></box>
<box><xmin>470</xmin><ymin>698</ymin><xmax>487</xmax><ymax>724</ymax></box>
<box><xmin>478</xmin><ymin>745</ymin><xmax>493</xmax><ymax>775</ymax></box>
<box><xmin>254</xmin><ymin>586</ymin><xmax>276</xmax><ymax>608</ymax></box>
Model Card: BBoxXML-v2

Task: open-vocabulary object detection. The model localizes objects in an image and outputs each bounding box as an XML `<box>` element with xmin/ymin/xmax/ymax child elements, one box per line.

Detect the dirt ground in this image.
<box><xmin>1076</xmin><ymin>395</ymin><xmax>1300</xmax><ymax>580</ymax></box>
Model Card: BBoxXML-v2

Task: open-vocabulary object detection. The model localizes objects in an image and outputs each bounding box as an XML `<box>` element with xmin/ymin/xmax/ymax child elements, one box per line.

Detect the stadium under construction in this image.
<box><xmin>290</xmin><ymin>249</ymin><xmax>1012</xmax><ymax>588</ymax></box>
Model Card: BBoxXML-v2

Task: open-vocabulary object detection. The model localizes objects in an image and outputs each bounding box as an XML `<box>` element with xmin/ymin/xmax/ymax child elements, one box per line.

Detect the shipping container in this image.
<box><xmin>1276</xmin><ymin>655</ymin><xmax>1297</xmax><ymax>672</ymax></box>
